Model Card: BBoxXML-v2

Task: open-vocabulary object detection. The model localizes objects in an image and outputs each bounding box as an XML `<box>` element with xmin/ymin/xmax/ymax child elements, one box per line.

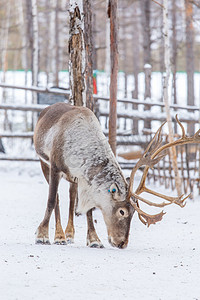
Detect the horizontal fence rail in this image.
<box><xmin>0</xmin><ymin>83</ymin><xmax>200</xmax><ymax>197</ymax></box>
<box><xmin>1</xmin><ymin>82</ymin><xmax>199</xmax><ymax>111</ymax></box>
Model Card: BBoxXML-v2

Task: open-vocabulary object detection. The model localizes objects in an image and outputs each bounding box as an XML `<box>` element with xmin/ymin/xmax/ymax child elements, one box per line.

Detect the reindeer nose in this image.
<box><xmin>118</xmin><ymin>241</ymin><xmax>125</xmax><ymax>249</ymax></box>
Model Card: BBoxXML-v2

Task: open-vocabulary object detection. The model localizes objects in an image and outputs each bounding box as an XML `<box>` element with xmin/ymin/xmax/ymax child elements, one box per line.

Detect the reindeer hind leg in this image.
<box><xmin>36</xmin><ymin>160</ymin><xmax>66</xmax><ymax>245</ymax></box>
<box><xmin>54</xmin><ymin>194</ymin><xmax>67</xmax><ymax>245</ymax></box>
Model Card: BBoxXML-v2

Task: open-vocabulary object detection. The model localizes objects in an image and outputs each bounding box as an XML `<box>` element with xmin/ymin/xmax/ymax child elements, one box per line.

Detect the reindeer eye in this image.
<box><xmin>120</xmin><ymin>209</ymin><xmax>125</xmax><ymax>216</ymax></box>
<box><xmin>117</xmin><ymin>208</ymin><xmax>128</xmax><ymax>218</ymax></box>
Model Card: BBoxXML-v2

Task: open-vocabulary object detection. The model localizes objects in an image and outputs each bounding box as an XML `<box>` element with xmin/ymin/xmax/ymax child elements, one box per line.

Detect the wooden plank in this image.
<box><xmin>0</xmin><ymin>132</ymin><xmax>34</xmax><ymax>138</ymax></box>
<box><xmin>0</xmin><ymin>103</ymin><xmax>47</xmax><ymax>112</ymax></box>
<box><xmin>0</xmin><ymin>157</ymin><xmax>39</xmax><ymax>161</ymax></box>
<box><xmin>0</xmin><ymin>83</ymin><xmax>199</xmax><ymax>111</ymax></box>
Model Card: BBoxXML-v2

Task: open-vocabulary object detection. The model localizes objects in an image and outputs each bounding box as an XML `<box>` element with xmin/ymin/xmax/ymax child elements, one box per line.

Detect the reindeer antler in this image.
<box><xmin>128</xmin><ymin>115</ymin><xmax>200</xmax><ymax>226</ymax></box>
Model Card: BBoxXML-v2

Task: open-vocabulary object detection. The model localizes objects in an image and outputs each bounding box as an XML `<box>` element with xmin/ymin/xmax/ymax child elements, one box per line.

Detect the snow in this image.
<box><xmin>0</xmin><ymin>161</ymin><xmax>200</xmax><ymax>300</ymax></box>
<box><xmin>0</xmin><ymin>70</ymin><xmax>200</xmax><ymax>299</ymax></box>
<box><xmin>144</xmin><ymin>64</ymin><xmax>152</xmax><ymax>69</ymax></box>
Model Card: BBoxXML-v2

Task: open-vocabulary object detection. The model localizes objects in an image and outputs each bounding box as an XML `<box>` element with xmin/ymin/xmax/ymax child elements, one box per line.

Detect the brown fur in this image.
<box><xmin>34</xmin><ymin>103</ymin><xmax>104</xmax><ymax>247</ymax></box>
<box><xmin>34</xmin><ymin>103</ymin><xmax>133</xmax><ymax>248</ymax></box>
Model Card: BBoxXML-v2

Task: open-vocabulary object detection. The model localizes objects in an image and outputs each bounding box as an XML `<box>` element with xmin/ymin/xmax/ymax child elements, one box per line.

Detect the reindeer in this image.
<box><xmin>34</xmin><ymin>102</ymin><xmax>200</xmax><ymax>248</ymax></box>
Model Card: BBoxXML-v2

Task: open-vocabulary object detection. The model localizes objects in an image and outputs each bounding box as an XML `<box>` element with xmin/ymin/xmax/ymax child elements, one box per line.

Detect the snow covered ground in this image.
<box><xmin>0</xmin><ymin>161</ymin><xmax>200</xmax><ymax>300</ymax></box>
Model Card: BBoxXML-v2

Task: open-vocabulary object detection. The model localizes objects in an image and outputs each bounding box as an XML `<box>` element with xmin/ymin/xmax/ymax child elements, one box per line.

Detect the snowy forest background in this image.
<box><xmin>0</xmin><ymin>0</ymin><xmax>200</xmax><ymax>78</ymax></box>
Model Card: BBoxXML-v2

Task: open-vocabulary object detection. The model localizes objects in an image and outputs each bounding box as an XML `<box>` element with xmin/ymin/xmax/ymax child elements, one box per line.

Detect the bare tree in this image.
<box><xmin>108</xmin><ymin>0</ymin><xmax>118</xmax><ymax>156</ymax></box>
<box><xmin>69</xmin><ymin>0</ymin><xmax>95</xmax><ymax>108</ymax></box>
<box><xmin>1</xmin><ymin>0</ymin><xmax>11</xmax><ymax>85</ymax></box>
<box><xmin>25</xmin><ymin>0</ymin><xmax>33</xmax><ymax>70</ymax></box>
<box><xmin>140</xmin><ymin>0</ymin><xmax>151</xmax><ymax>129</ymax></box>
<box><xmin>44</xmin><ymin>0</ymin><xmax>51</xmax><ymax>84</ymax></box>
<box><xmin>31</xmin><ymin>0</ymin><xmax>39</xmax><ymax>92</ymax></box>
<box><xmin>30</xmin><ymin>0</ymin><xmax>39</xmax><ymax>129</ymax></box>
<box><xmin>159</xmin><ymin>1</ymin><xmax>164</xmax><ymax>102</ymax></box>
<box><xmin>171</xmin><ymin>0</ymin><xmax>177</xmax><ymax>106</ymax></box>
<box><xmin>140</xmin><ymin>0</ymin><xmax>151</xmax><ymax>66</ymax></box>
<box><xmin>69</xmin><ymin>0</ymin><xmax>86</xmax><ymax>106</ymax></box>
<box><xmin>132</xmin><ymin>2</ymin><xmax>140</xmax><ymax>101</ymax></box>
<box><xmin>0</xmin><ymin>0</ymin><xmax>11</xmax><ymax>131</ymax></box>
<box><xmin>121</xmin><ymin>6</ymin><xmax>128</xmax><ymax>98</ymax></box>
<box><xmin>185</xmin><ymin>0</ymin><xmax>195</xmax><ymax>135</ymax></box>
<box><xmin>105</xmin><ymin>0</ymin><xmax>111</xmax><ymax>93</ymax></box>
<box><xmin>163</xmin><ymin>0</ymin><xmax>182</xmax><ymax>197</ymax></box>
<box><xmin>55</xmin><ymin>0</ymin><xmax>60</xmax><ymax>86</ymax></box>
<box><xmin>49</xmin><ymin>0</ymin><xmax>60</xmax><ymax>86</ymax></box>
<box><xmin>132</xmin><ymin>2</ymin><xmax>140</xmax><ymax>135</ymax></box>
<box><xmin>83</xmin><ymin>0</ymin><xmax>94</xmax><ymax>110</ymax></box>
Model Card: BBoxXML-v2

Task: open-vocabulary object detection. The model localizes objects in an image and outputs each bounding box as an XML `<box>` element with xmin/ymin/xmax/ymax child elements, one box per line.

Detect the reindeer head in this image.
<box><xmin>100</xmin><ymin>183</ymin><xmax>134</xmax><ymax>249</ymax></box>
<box><xmin>101</xmin><ymin>116</ymin><xmax>200</xmax><ymax>248</ymax></box>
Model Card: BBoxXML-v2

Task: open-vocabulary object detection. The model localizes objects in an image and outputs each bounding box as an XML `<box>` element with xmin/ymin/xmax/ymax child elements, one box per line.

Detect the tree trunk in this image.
<box><xmin>49</xmin><ymin>0</ymin><xmax>56</xmax><ymax>85</ymax></box>
<box><xmin>132</xmin><ymin>3</ymin><xmax>140</xmax><ymax>101</ymax></box>
<box><xmin>140</xmin><ymin>0</ymin><xmax>151</xmax><ymax>130</ymax></box>
<box><xmin>159</xmin><ymin>1</ymin><xmax>164</xmax><ymax>102</ymax></box>
<box><xmin>171</xmin><ymin>0</ymin><xmax>177</xmax><ymax>106</ymax></box>
<box><xmin>55</xmin><ymin>0</ymin><xmax>59</xmax><ymax>86</ymax></box>
<box><xmin>19</xmin><ymin>0</ymin><xmax>29</xmax><ymax>130</ymax></box>
<box><xmin>69</xmin><ymin>0</ymin><xmax>86</xmax><ymax>106</ymax></box>
<box><xmin>92</xmin><ymin>11</ymin><xmax>97</xmax><ymax>71</ymax></box>
<box><xmin>1</xmin><ymin>0</ymin><xmax>11</xmax><ymax>132</ymax></box>
<box><xmin>45</xmin><ymin>0</ymin><xmax>50</xmax><ymax>84</ymax></box>
<box><xmin>108</xmin><ymin>0</ymin><xmax>118</xmax><ymax>156</ymax></box>
<box><xmin>105</xmin><ymin>0</ymin><xmax>110</xmax><ymax>96</ymax></box>
<box><xmin>140</xmin><ymin>0</ymin><xmax>151</xmax><ymax>65</ymax></box>
<box><xmin>122</xmin><ymin>10</ymin><xmax>127</xmax><ymax>98</ymax></box>
<box><xmin>171</xmin><ymin>0</ymin><xmax>178</xmax><ymax>133</ymax></box>
<box><xmin>163</xmin><ymin>0</ymin><xmax>182</xmax><ymax>197</ymax></box>
<box><xmin>31</xmin><ymin>0</ymin><xmax>39</xmax><ymax>130</ymax></box>
<box><xmin>25</xmin><ymin>0</ymin><xmax>33</xmax><ymax>71</ymax></box>
<box><xmin>132</xmin><ymin>3</ymin><xmax>140</xmax><ymax>135</ymax></box>
<box><xmin>185</xmin><ymin>0</ymin><xmax>195</xmax><ymax>135</ymax></box>
<box><xmin>83</xmin><ymin>0</ymin><xmax>94</xmax><ymax>111</ymax></box>
<box><xmin>31</xmin><ymin>0</ymin><xmax>39</xmax><ymax>92</ymax></box>
<box><xmin>69</xmin><ymin>0</ymin><xmax>94</xmax><ymax>110</ymax></box>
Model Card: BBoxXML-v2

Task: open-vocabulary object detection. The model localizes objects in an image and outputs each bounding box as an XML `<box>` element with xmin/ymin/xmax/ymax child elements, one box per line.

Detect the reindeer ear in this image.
<box><xmin>108</xmin><ymin>183</ymin><xmax>121</xmax><ymax>201</ymax></box>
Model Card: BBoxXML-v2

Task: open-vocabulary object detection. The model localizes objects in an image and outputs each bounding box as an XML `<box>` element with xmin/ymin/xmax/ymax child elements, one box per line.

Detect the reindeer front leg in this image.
<box><xmin>86</xmin><ymin>209</ymin><xmax>104</xmax><ymax>248</ymax></box>
<box><xmin>36</xmin><ymin>165</ymin><xmax>61</xmax><ymax>244</ymax></box>
<box><xmin>65</xmin><ymin>182</ymin><xmax>77</xmax><ymax>243</ymax></box>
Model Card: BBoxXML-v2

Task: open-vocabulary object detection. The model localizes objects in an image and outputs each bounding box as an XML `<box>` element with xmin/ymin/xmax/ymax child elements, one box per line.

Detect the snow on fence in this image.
<box><xmin>0</xmin><ymin>83</ymin><xmax>200</xmax><ymax>197</ymax></box>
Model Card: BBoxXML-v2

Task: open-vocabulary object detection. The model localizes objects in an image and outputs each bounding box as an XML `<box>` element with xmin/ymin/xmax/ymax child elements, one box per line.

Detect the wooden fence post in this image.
<box><xmin>144</xmin><ymin>63</ymin><xmax>152</xmax><ymax>130</ymax></box>
<box><xmin>108</xmin><ymin>0</ymin><xmax>118</xmax><ymax>156</ymax></box>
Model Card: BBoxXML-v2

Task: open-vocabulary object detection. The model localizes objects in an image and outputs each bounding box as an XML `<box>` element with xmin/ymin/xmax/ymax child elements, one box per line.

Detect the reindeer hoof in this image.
<box><xmin>35</xmin><ymin>238</ymin><xmax>50</xmax><ymax>245</ymax></box>
<box><xmin>66</xmin><ymin>237</ymin><xmax>74</xmax><ymax>244</ymax></box>
<box><xmin>54</xmin><ymin>240</ymin><xmax>67</xmax><ymax>245</ymax></box>
<box><xmin>87</xmin><ymin>241</ymin><xmax>104</xmax><ymax>249</ymax></box>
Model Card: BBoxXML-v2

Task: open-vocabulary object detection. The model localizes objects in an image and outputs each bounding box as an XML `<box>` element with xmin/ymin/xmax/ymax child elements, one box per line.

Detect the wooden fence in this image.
<box><xmin>0</xmin><ymin>83</ymin><xmax>200</xmax><ymax>197</ymax></box>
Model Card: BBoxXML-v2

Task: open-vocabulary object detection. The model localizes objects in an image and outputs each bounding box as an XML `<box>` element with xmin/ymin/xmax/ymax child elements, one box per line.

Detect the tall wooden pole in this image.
<box><xmin>185</xmin><ymin>0</ymin><xmax>195</xmax><ymax>135</ymax></box>
<box><xmin>31</xmin><ymin>0</ymin><xmax>39</xmax><ymax>129</ymax></box>
<box><xmin>108</xmin><ymin>0</ymin><xmax>118</xmax><ymax>156</ymax></box>
<box><xmin>83</xmin><ymin>0</ymin><xmax>94</xmax><ymax>111</ymax></box>
<box><xmin>31</xmin><ymin>0</ymin><xmax>39</xmax><ymax>94</ymax></box>
<box><xmin>163</xmin><ymin>0</ymin><xmax>182</xmax><ymax>197</ymax></box>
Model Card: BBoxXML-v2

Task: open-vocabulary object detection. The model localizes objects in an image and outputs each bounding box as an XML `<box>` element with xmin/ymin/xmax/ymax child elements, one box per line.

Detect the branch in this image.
<box><xmin>190</xmin><ymin>0</ymin><xmax>200</xmax><ymax>8</ymax></box>
<box><xmin>151</xmin><ymin>0</ymin><xmax>164</xmax><ymax>8</ymax></box>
